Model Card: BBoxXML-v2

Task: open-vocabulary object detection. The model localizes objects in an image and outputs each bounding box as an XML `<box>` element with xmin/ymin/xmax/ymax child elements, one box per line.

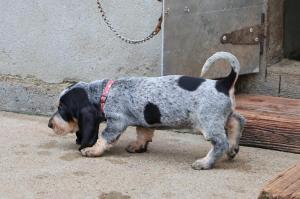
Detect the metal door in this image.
<box><xmin>162</xmin><ymin>0</ymin><xmax>265</xmax><ymax>78</ymax></box>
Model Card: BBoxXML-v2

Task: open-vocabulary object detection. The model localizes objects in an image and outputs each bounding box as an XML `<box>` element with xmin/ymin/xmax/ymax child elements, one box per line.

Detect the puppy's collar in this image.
<box><xmin>100</xmin><ymin>80</ymin><xmax>115</xmax><ymax>114</ymax></box>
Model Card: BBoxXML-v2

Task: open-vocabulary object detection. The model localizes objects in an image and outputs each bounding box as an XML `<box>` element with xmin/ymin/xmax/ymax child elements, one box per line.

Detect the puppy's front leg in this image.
<box><xmin>81</xmin><ymin>117</ymin><xmax>127</xmax><ymax>157</ymax></box>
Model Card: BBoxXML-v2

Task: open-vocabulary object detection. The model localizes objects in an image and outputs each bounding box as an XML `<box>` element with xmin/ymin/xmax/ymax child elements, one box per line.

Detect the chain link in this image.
<box><xmin>96</xmin><ymin>0</ymin><xmax>162</xmax><ymax>44</ymax></box>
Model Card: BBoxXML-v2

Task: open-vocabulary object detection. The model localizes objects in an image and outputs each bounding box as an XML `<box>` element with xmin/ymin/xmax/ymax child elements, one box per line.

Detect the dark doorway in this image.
<box><xmin>284</xmin><ymin>0</ymin><xmax>300</xmax><ymax>61</ymax></box>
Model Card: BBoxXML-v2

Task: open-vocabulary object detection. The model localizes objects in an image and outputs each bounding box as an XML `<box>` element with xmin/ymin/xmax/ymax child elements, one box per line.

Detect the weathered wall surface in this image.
<box><xmin>0</xmin><ymin>74</ymin><xmax>65</xmax><ymax>115</ymax></box>
<box><xmin>0</xmin><ymin>0</ymin><xmax>162</xmax><ymax>83</ymax></box>
<box><xmin>0</xmin><ymin>0</ymin><xmax>162</xmax><ymax>115</ymax></box>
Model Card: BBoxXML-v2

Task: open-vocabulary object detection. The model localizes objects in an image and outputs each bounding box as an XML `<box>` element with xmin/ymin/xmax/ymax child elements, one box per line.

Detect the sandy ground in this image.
<box><xmin>0</xmin><ymin>111</ymin><xmax>299</xmax><ymax>199</ymax></box>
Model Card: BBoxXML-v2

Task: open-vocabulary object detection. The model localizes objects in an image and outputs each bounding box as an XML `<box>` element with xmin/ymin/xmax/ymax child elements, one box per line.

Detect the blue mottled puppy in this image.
<box><xmin>48</xmin><ymin>52</ymin><xmax>245</xmax><ymax>170</ymax></box>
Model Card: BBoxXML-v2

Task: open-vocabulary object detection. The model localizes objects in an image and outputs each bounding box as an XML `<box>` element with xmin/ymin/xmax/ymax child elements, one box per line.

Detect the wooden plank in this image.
<box><xmin>236</xmin><ymin>95</ymin><xmax>300</xmax><ymax>153</ymax></box>
<box><xmin>258</xmin><ymin>163</ymin><xmax>300</xmax><ymax>199</ymax></box>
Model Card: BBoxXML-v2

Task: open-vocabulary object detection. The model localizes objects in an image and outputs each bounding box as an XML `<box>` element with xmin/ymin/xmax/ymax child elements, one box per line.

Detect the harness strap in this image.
<box><xmin>100</xmin><ymin>80</ymin><xmax>115</xmax><ymax>114</ymax></box>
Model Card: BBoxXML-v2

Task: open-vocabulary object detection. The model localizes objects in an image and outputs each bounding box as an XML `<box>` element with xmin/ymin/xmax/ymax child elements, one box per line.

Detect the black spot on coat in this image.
<box><xmin>144</xmin><ymin>103</ymin><xmax>161</xmax><ymax>125</ymax></box>
<box><xmin>178</xmin><ymin>76</ymin><xmax>206</xmax><ymax>91</ymax></box>
<box><xmin>215</xmin><ymin>68</ymin><xmax>237</xmax><ymax>96</ymax></box>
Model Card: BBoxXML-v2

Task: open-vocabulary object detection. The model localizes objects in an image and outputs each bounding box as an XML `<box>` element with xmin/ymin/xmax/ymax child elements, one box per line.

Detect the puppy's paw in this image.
<box><xmin>227</xmin><ymin>145</ymin><xmax>239</xmax><ymax>160</ymax></box>
<box><xmin>125</xmin><ymin>141</ymin><xmax>149</xmax><ymax>153</ymax></box>
<box><xmin>191</xmin><ymin>158</ymin><xmax>213</xmax><ymax>170</ymax></box>
<box><xmin>80</xmin><ymin>147</ymin><xmax>102</xmax><ymax>157</ymax></box>
<box><xmin>80</xmin><ymin>137</ymin><xmax>110</xmax><ymax>157</ymax></box>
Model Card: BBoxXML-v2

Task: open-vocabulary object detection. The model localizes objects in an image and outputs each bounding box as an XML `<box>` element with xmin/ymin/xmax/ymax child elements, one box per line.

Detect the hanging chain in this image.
<box><xmin>96</xmin><ymin>0</ymin><xmax>162</xmax><ymax>44</ymax></box>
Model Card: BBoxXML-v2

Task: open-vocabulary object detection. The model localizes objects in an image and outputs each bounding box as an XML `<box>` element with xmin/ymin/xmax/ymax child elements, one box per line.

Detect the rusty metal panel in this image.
<box><xmin>162</xmin><ymin>0</ymin><xmax>265</xmax><ymax>78</ymax></box>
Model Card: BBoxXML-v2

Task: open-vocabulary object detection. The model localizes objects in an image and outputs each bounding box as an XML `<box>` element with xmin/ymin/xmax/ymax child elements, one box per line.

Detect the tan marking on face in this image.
<box><xmin>51</xmin><ymin>114</ymin><xmax>79</xmax><ymax>135</ymax></box>
<box><xmin>127</xmin><ymin>127</ymin><xmax>154</xmax><ymax>151</ymax></box>
<box><xmin>80</xmin><ymin>137</ymin><xmax>111</xmax><ymax>157</ymax></box>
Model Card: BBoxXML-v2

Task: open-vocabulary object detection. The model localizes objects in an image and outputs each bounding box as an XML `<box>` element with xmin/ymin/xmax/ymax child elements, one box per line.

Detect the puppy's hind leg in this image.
<box><xmin>226</xmin><ymin>112</ymin><xmax>246</xmax><ymax>160</ymax></box>
<box><xmin>192</xmin><ymin>126</ymin><xmax>229</xmax><ymax>170</ymax></box>
<box><xmin>126</xmin><ymin>127</ymin><xmax>154</xmax><ymax>153</ymax></box>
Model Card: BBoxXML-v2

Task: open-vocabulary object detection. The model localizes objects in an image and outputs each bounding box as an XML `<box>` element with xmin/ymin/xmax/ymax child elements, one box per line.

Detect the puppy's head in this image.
<box><xmin>48</xmin><ymin>83</ymin><xmax>90</xmax><ymax>135</ymax></box>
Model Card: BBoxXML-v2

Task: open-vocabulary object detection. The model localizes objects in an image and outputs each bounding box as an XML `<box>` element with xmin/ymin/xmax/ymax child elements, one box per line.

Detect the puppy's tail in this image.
<box><xmin>201</xmin><ymin>52</ymin><xmax>240</xmax><ymax>90</ymax></box>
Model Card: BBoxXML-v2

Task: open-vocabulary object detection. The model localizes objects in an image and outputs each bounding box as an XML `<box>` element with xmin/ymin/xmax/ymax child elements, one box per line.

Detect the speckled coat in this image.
<box><xmin>50</xmin><ymin>52</ymin><xmax>245</xmax><ymax>170</ymax></box>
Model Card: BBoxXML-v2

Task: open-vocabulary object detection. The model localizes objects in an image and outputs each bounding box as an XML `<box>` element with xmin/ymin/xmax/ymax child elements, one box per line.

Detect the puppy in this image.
<box><xmin>48</xmin><ymin>52</ymin><xmax>245</xmax><ymax>170</ymax></box>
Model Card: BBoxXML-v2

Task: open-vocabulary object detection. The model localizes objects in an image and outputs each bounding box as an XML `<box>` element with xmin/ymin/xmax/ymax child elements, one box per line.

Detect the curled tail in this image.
<box><xmin>201</xmin><ymin>52</ymin><xmax>240</xmax><ymax>91</ymax></box>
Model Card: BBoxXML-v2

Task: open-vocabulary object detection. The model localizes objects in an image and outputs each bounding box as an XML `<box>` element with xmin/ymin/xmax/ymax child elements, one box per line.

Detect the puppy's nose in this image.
<box><xmin>48</xmin><ymin>120</ymin><xmax>53</xmax><ymax>129</ymax></box>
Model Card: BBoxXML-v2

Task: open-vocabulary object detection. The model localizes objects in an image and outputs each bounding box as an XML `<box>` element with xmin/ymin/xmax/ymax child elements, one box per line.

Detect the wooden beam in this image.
<box><xmin>258</xmin><ymin>163</ymin><xmax>300</xmax><ymax>199</ymax></box>
<box><xmin>236</xmin><ymin>95</ymin><xmax>300</xmax><ymax>153</ymax></box>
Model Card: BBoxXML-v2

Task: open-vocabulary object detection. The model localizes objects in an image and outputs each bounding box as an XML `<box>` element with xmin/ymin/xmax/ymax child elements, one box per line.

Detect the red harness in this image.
<box><xmin>100</xmin><ymin>80</ymin><xmax>115</xmax><ymax>113</ymax></box>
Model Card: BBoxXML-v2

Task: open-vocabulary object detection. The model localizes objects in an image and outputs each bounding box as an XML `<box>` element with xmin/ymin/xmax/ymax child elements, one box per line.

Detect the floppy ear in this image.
<box><xmin>60</xmin><ymin>87</ymin><xmax>90</xmax><ymax>119</ymax></box>
<box><xmin>78</xmin><ymin>105</ymin><xmax>100</xmax><ymax>150</ymax></box>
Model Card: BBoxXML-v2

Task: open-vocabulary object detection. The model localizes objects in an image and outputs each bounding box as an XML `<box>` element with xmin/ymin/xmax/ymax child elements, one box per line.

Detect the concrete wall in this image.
<box><xmin>1</xmin><ymin>0</ymin><xmax>299</xmax><ymax>116</ymax></box>
<box><xmin>0</xmin><ymin>0</ymin><xmax>162</xmax><ymax>83</ymax></box>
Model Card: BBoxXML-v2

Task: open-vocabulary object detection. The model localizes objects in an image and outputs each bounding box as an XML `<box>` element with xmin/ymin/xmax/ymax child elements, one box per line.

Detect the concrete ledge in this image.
<box><xmin>1</xmin><ymin>71</ymin><xmax>299</xmax><ymax>117</ymax></box>
<box><xmin>267</xmin><ymin>59</ymin><xmax>300</xmax><ymax>99</ymax></box>
<box><xmin>0</xmin><ymin>74</ymin><xmax>69</xmax><ymax>116</ymax></box>
<box><xmin>237</xmin><ymin>61</ymin><xmax>300</xmax><ymax>99</ymax></box>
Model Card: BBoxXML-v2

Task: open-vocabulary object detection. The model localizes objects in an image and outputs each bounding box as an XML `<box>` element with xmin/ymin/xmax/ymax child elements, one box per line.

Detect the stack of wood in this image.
<box><xmin>235</xmin><ymin>95</ymin><xmax>300</xmax><ymax>154</ymax></box>
<box><xmin>258</xmin><ymin>163</ymin><xmax>300</xmax><ymax>199</ymax></box>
